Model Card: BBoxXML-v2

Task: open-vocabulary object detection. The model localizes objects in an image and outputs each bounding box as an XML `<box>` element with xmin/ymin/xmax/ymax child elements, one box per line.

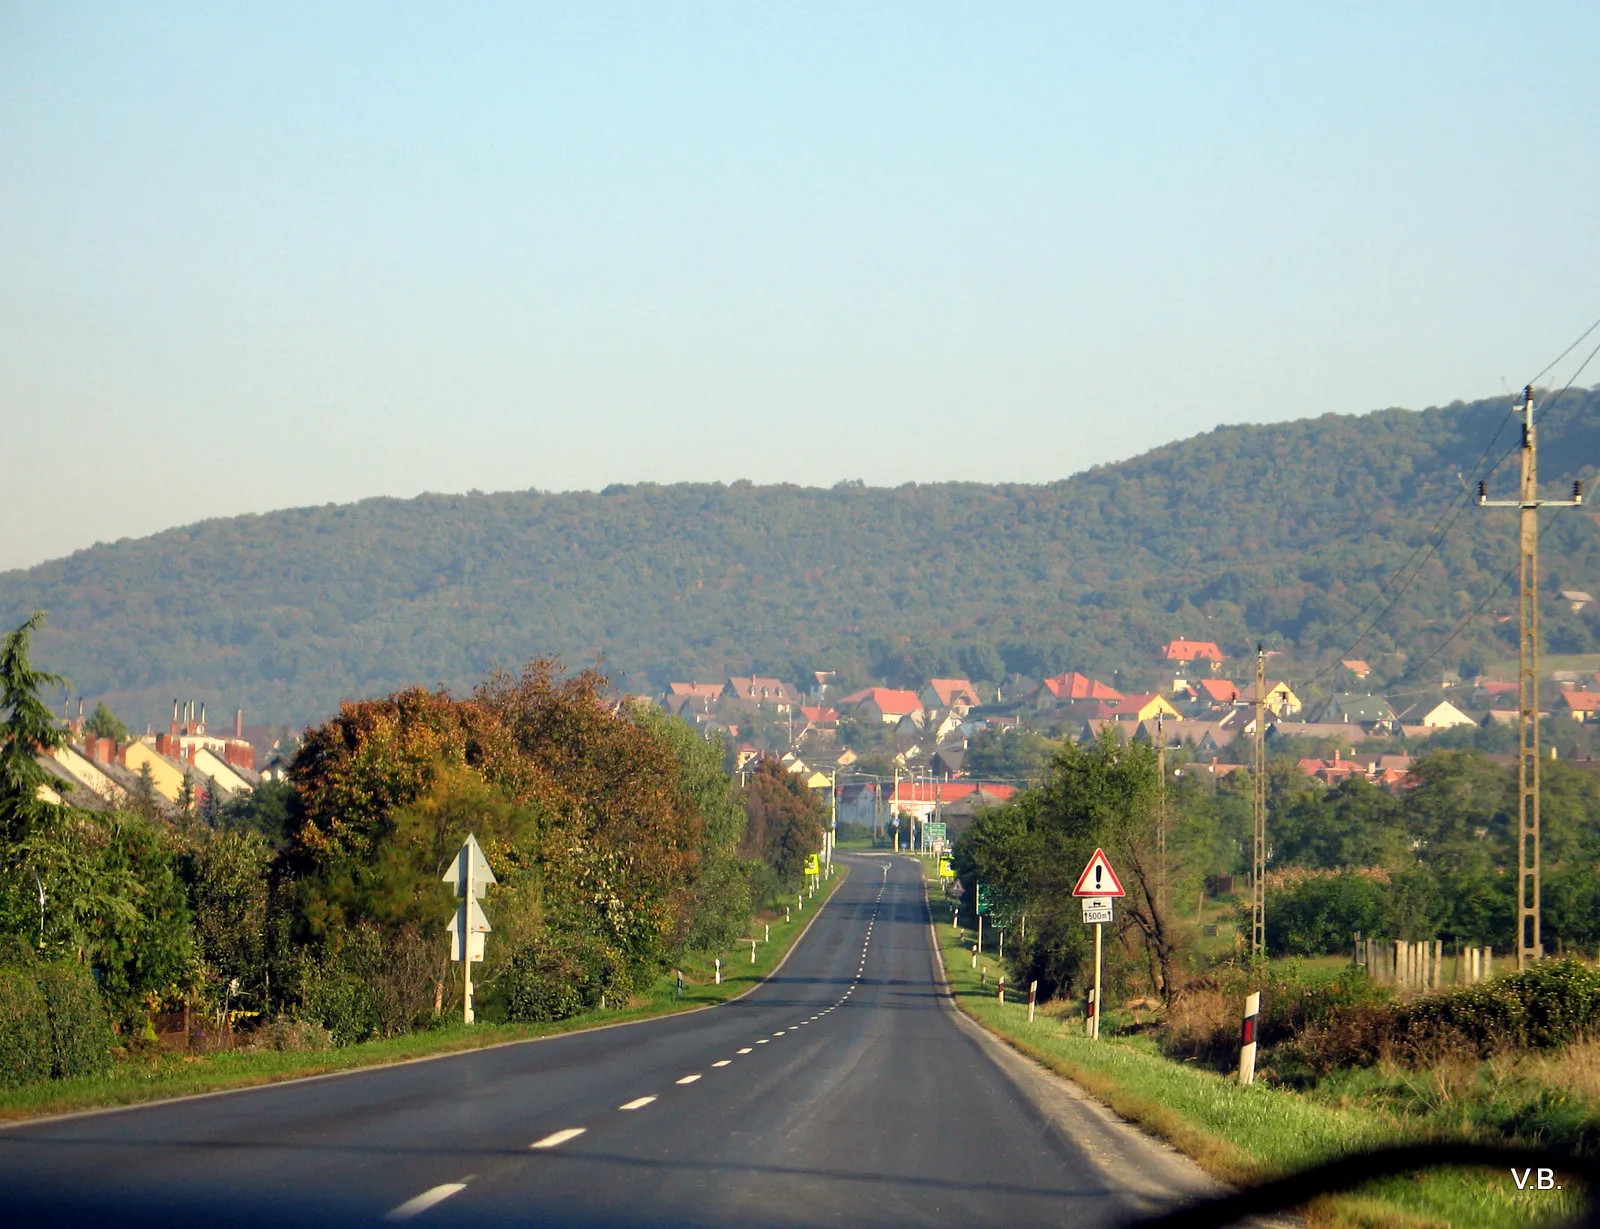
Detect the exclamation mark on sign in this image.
<box><xmin>1094</xmin><ymin>865</ymin><xmax>1102</xmax><ymax>891</ymax></box>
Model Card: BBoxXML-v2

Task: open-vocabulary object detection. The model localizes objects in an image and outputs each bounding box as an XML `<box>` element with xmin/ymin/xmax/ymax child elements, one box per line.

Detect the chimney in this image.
<box><xmin>171</xmin><ymin>699</ymin><xmax>180</xmax><ymax>736</ymax></box>
<box><xmin>235</xmin><ymin>708</ymin><xmax>243</xmax><ymax>739</ymax></box>
<box><xmin>199</xmin><ymin>703</ymin><xmax>206</xmax><ymax>730</ymax></box>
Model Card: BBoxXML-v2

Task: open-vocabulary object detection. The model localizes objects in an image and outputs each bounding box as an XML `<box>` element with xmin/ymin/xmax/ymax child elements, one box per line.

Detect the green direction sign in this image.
<box><xmin>975</xmin><ymin>883</ymin><xmax>993</xmax><ymax>915</ymax></box>
<box><xmin>924</xmin><ymin>822</ymin><xmax>947</xmax><ymax>847</ymax></box>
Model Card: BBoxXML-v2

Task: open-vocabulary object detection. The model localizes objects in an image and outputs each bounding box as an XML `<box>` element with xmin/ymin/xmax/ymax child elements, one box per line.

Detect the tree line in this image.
<box><xmin>953</xmin><ymin>730</ymin><xmax>1600</xmax><ymax>1007</ymax></box>
<box><xmin>0</xmin><ymin>614</ymin><xmax>826</xmax><ymax>1082</ymax></box>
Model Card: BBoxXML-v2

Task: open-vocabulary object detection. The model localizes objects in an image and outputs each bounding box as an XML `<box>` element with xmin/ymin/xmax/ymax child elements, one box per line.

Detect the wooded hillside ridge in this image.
<box><xmin>5</xmin><ymin>387</ymin><xmax>1600</xmax><ymax>727</ymax></box>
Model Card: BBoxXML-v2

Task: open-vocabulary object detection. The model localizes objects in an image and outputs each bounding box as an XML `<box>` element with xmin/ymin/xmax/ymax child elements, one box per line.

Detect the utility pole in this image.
<box><xmin>1156</xmin><ymin>711</ymin><xmax>1167</xmax><ymax>912</ymax></box>
<box><xmin>1478</xmin><ymin>385</ymin><xmax>1583</xmax><ymax>970</ymax></box>
<box><xmin>1252</xmin><ymin>644</ymin><xmax>1266</xmax><ymax>958</ymax></box>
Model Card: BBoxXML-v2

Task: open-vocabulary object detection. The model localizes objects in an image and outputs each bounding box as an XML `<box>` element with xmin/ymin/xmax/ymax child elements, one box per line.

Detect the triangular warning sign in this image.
<box><xmin>1072</xmin><ymin>848</ymin><xmax>1125</xmax><ymax>897</ymax></box>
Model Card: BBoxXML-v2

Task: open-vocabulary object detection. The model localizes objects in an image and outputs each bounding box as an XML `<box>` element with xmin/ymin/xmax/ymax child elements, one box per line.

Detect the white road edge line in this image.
<box><xmin>530</xmin><ymin>1128</ymin><xmax>587</xmax><ymax>1149</ymax></box>
<box><xmin>387</xmin><ymin>1183</ymin><xmax>468</xmax><ymax>1220</ymax></box>
<box><xmin>618</xmin><ymin>1096</ymin><xmax>656</xmax><ymax>1110</ymax></box>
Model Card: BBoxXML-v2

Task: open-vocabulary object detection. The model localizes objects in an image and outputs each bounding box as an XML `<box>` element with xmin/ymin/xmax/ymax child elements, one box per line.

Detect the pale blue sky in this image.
<box><xmin>3</xmin><ymin>3</ymin><xmax>1597</xmax><ymax>571</ymax></box>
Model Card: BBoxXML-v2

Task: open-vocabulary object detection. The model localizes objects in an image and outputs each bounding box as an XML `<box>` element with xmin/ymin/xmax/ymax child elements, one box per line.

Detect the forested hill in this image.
<box><xmin>6</xmin><ymin>388</ymin><xmax>1600</xmax><ymax>728</ymax></box>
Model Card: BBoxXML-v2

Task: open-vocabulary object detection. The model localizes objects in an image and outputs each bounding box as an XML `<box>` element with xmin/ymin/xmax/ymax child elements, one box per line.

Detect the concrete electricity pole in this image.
<box><xmin>1251</xmin><ymin>645</ymin><xmax>1266</xmax><ymax>958</ymax></box>
<box><xmin>1478</xmin><ymin>385</ymin><xmax>1583</xmax><ymax>969</ymax></box>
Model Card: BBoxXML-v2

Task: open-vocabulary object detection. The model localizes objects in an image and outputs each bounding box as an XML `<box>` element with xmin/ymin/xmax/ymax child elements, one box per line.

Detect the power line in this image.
<box><xmin>1305</xmin><ymin>313</ymin><xmax>1600</xmax><ymax>685</ymax></box>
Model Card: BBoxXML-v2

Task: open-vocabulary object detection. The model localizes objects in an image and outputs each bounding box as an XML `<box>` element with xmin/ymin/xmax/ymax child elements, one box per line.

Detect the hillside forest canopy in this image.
<box><xmin>4</xmin><ymin>388</ymin><xmax>1600</xmax><ymax>728</ymax></box>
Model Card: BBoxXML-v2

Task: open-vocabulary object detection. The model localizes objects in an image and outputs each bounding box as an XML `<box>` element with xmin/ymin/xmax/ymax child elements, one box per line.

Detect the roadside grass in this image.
<box><xmin>926</xmin><ymin>880</ymin><xmax>1580</xmax><ymax>1229</ymax></box>
<box><xmin>0</xmin><ymin>865</ymin><xmax>848</xmax><ymax>1123</ymax></box>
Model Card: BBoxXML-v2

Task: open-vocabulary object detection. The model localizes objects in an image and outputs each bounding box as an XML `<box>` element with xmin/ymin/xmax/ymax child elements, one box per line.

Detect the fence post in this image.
<box><xmin>1432</xmin><ymin>939</ymin><xmax>1442</xmax><ymax>990</ymax></box>
<box><xmin>1394</xmin><ymin>939</ymin><xmax>1404</xmax><ymax>988</ymax></box>
<box><xmin>1484</xmin><ymin>946</ymin><xmax>1493</xmax><ymax>978</ymax></box>
<box><xmin>1239</xmin><ymin>991</ymin><xmax>1261</xmax><ymax>1086</ymax></box>
<box><xmin>1029</xmin><ymin>979</ymin><xmax>1038</xmax><ymax>1022</ymax></box>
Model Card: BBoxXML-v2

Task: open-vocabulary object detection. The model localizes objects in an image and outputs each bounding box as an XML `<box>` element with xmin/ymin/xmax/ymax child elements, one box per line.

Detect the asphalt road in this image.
<box><xmin>0</xmin><ymin>855</ymin><xmax>1156</xmax><ymax>1228</ymax></box>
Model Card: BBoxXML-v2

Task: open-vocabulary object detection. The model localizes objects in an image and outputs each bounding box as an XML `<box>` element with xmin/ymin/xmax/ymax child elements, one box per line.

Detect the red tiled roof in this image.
<box><xmin>1197</xmin><ymin>679</ymin><xmax>1239</xmax><ymax>703</ymax></box>
<box><xmin>798</xmin><ymin>706</ymin><xmax>839</xmax><ymax>724</ymax></box>
<box><xmin>1560</xmin><ymin>691</ymin><xmax>1600</xmax><ymax>710</ymax></box>
<box><xmin>1480</xmin><ymin>680</ymin><xmax>1518</xmax><ymax>696</ymax></box>
<box><xmin>889</xmin><ymin>782</ymin><xmax>1018</xmax><ymax>805</ymax></box>
<box><xmin>845</xmin><ymin>688</ymin><xmax>923</xmax><ymax>716</ymax></box>
<box><xmin>669</xmin><ymin>682</ymin><xmax>723</xmax><ymax>700</ymax></box>
<box><xmin>1040</xmin><ymin>672</ymin><xmax>1122</xmax><ymax>701</ymax></box>
<box><xmin>1164</xmin><ymin>640</ymin><xmax>1224</xmax><ymax>662</ymax></box>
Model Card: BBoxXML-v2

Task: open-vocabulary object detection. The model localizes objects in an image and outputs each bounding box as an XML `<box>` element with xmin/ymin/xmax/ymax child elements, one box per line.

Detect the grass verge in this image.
<box><xmin>0</xmin><ymin>865</ymin><xmax>847</xmax><ymax>1124</ymax></box>
<box><xmin>926</xmin><ymin>875</ymin><xmax>1578</xmax><ymax>1229</ymax></box>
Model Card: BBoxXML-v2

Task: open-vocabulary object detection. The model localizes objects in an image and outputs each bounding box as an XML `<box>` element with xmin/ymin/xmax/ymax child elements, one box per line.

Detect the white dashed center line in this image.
<box><xmin>756</xmin><ymin>1039</ymin><xmax>769</xmax><ymax>1044</ymax></box>
<box><xmin>386</xmin><ymin>1183</ymin><xmax>468</xmax><ymax>1221</ymax></box>
<box><xmin>619</xmin><ymin>1096</ymin><xmax>656</xmax><ymax>1111</ymax></box>
<box><xmin>530</xmin><ymin>1128</ymin><xmax>586</xmax><ymax>1149</ymax></box>
<box><xmin>737</xmin><ymin>1047</ymin><xmax>753</xmax><ymax>1053</ymax></box>
<box><xmin>676</xmin><ymin>1074</ymin><xmax>702</xmax><ymax>1084</ymax></box>
<box><xmin>713</xmin><ymin>1060</ymin><xmax>731</xmax><ymax>1067</ymax></box>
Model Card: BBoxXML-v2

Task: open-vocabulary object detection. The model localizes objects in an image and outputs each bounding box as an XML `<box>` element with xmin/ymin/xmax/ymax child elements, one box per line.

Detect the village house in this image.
<box><xmin>1559</xmin><ymin>690</ymin><xmax>1600</xmax><ymax>721</ymax></box>
<box><xmin>1240</xmin><ymin>679</ymin><xmax>1303</xmax><ymax>718</ymax></box>
<box><xmin>1183</xmin><ymin>679</ymin><xmax>1240</xmax><ymax>712</ymax></box>
<box><xmin>838</xmin><ymin>687</ymin><xmax>925</xmax><ymax>725</ymax></box>
<box><xmin>665</xmin><ymin>681</ymin><xmax>724</xmax><ymax>714</ymax></box>
<box><xmin>1108</xmin><ymin>693</ymin><xmax>1182</xmax><ymax>723</ymax></box>
<box><xmin>1163</xmin><ymin>639</ymin><xmax>1225</xmax><ymax>672</ymax></box>
<box><xmin>724</xmin><ymin>676</ymin><xmax>799</xmax><ymax>711</ymax></box>
<box><xmin>1311</xmin><ymin>692</ymin><xmax>1396</xmax><ymax>731</ymax></box>
<box><xmin>1029</xmin><ymin>672</ymin><xmax>1122</xmax><ymax>712</ymax></box>
<box><xmin>920</xmin><ymin>678</ymin><xmax>982</xmax><ymax>715</ymax></box>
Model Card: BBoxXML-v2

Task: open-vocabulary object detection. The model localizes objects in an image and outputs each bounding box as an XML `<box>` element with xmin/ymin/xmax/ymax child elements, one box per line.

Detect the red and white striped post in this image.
<box><xmin>1239</xmin><ymin>991</ymin><xmax>1261</xmax><ymax>1086</ymax></box>
<box><xmin>1028</xmin><ymin>979</ymin><xmax>1038</xmax><ymax>1022</ymax></box>
<box><xmin>997</xmin><ymin>975</ymin><xmax>1005</xmax><ymax>1005</ymax></box>
<box><xmin>1086</xmin><ymin>987</ymin><xmax>1097</xmax><ymax>1037</ymax></box>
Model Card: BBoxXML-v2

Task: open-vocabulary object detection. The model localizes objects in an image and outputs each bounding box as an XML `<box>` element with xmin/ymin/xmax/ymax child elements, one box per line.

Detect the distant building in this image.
<box><xmin>837</xmin><ymin>687</ymin><xmax>924</xmax><ymax>724</ymax></box>
<box><xmin>724</xmin><ymin>676</ymin><xmax>799</xmax><ymax>710</ymax></box>
<box><xmin>1163</xmin><ymin>640</ymin><xmax>1224</xmax><ymax>669</ymax></box>
<box><xmin>920</xmin><ymin>679</ymin><xmax>981</xmax><ymax>715</ymax></box>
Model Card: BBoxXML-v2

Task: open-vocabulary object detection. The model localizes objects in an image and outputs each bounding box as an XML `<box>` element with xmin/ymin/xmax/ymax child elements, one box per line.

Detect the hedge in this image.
<box><xmin>0</xmin><ymin>954</ymin><xmax>114</xmax><ymax>1088</ymax></box>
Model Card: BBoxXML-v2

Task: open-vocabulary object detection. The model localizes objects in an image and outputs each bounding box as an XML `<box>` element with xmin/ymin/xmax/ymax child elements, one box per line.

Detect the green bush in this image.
<box><xmin>1291</xmin><ymin>959</ymin><xmax>1600</xmax><ymax>1070</ymax></box>
<box><xmin>0</xmin><ymin>965</ymin><xmax>50</xmax><ymax>1088</ymax></box>
<box><xmin>503</xmin><ymin>935</ymin><xmax>627</xmax><ymax>1023</ymax></box>
<box><xmin>0</xmin><ymin>954</ymin><xmax>113</xmax><ymax>1087</ymax></box>
<box><xmin>1265</xmin><ymin>873</ymin><xmax>1388</xmax><ymax>957</ymax></box>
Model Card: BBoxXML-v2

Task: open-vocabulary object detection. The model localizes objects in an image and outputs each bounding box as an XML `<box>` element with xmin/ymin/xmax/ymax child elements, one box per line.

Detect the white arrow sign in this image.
<box><xmin>443</xmin><ymin>833</ymin><xmax>497</xmax><ymax>899</ymax></box>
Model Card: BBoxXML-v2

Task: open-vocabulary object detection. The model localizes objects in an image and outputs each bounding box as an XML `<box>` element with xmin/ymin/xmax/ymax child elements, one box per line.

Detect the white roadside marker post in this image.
<box><xmin>1028</xmin><ymin>979</ymin><xmax>1037</xmax><ymax>1022</ymax></box>
<box><xmin>715</xmin><ymin>958</ymin><xmax>722</xmax><ymax>985</ymax></box>
<box><xmin>1239</xmin><ymin>991</ymin><xmax>1261</xmax><ymax>1086</ymax></box>
<box><xmin>750</xmin><ymin>939</ymin><xmax>757</xmax><ymax>963</ymax></box>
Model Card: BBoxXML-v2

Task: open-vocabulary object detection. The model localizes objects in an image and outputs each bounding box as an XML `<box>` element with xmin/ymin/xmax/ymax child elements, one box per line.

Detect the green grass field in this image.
<box><xmin>0</xmin><ymin>864</ymin><xmax>848</xmax><ymax>1123</ymax></box>
<box><xmin>926</xmin><ymin>873</ymin><xmax>1580</xmax><ymax>1229</ymax></box>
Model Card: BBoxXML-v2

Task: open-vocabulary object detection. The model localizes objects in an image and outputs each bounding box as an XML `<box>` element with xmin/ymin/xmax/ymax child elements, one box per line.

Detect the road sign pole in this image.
<box><xmin>1092</xmin><ymin>921</ymin><xmax>1103</xmax><ymax>1040</ymax></box>
<box><xmin>462</xmin><ymin>844</ymin><xmax>475</xmax><ymax>1025</ymax></box>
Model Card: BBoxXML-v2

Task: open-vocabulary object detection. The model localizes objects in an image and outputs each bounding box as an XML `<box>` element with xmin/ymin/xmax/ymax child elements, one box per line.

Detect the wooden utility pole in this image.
<box><xmin>1478</xmin><ymin>385</ymin><xmax>1583</xmax><ymax>969</ymax></box>
<box><xmin>1251</xmin><ymin>644</ymin><xmax>1266</xmax><ymax>957</ymax></box>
